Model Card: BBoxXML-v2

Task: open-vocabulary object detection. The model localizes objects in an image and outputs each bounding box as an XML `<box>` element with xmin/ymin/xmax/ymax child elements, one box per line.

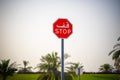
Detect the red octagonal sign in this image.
<box><xmin>53</xmin><ymin>18</ymin><xmax>73</xmax><ymax>39</ymax></box>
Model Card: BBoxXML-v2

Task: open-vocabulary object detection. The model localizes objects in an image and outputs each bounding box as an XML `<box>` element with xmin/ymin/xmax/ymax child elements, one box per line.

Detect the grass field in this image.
<box><xmin>0</xmin><ymin>74</ymin><xmax>119</xmax><ymax>80</ymax></box>
<box><xmin>80</xmin><ymin>74</ymin><xmax>119</xmax><ymax>80</ymax></box>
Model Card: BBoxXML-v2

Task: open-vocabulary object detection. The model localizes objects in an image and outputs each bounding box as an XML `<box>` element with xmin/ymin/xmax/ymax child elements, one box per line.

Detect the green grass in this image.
<box><xmin>80</xmin><ymin>74</ymin><xmax>119</xmax><ymax>80</ymax></box>
<box><xmin>0</xmin><ymin>74</ymin><xmax>119</xmax><ymax>80</ymax></box>
<box><xmin>0</xmin><ymin>74</ymin><xmax>40</xmax><ymax>80</ymax></box>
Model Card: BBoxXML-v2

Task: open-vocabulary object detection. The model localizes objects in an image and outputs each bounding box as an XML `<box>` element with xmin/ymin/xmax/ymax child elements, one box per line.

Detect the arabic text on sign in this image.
<box><xmin>56</xmin><ymin>22</ymin><xmax>69</xmax><ymax>28</ymax></box>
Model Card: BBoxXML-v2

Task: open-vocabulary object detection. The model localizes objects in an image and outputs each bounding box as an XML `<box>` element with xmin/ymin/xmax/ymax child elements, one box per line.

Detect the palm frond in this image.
<box><xmin>117</xmin><ymin>37</ymin><xmax>120</xmax><ymax>41</ymax></box>
<box><xmin>113</xmin><ymin>44</ymin><xmax>120</xmax><ymax>48</ymax></box>
<box><xmin>112</xmin><ymin>50</ymin><xmax>120</xmax><ymax>60</ymax></box>
<box><xmin>23</xmin><ymin>60</ymin><xmax>29</xmax><ymax>68</ymax></box>
<box><xmin>9</xmin><ymin>62</ymin><xmax>17</xmax><ymax>68</ymax></box>
<box><xmin>108</xmin><ymin>49</ymin><xmax>117</xmax><ymax>56</ymax></box>
<box><xmin>64</xmin><ymin>54</ymin><xmax>70</xmax><ymax>60</ymax></box>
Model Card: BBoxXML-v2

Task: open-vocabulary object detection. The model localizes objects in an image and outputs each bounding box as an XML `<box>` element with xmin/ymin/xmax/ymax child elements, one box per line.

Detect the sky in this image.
<box><xmin>0</xmin><ymin>0</ymin><xmax>120</xmax><ymax>72</ymax></box>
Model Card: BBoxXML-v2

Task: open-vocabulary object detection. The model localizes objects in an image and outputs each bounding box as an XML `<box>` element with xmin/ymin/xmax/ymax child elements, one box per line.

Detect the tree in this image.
<box><xmin>36</xmin><ymin>52</ymin><xmax>61</xmax><ymax>80</ymax></box>
<box><xmin>36</xmin><ymin>52</ymin><xmax>61</xmax><ymax>72</ymax></box>
<box><xmin>18</xmin><ymin>60</ymin><xmax>32</xmax><ymax>73</ymax></box>
<box><xmin>36</xmin><ymin>52</ymin><xmax>75</xmax><ymax>80</ymax></box>
<box><xmin>99</xmin><ymin>64</ymin><xmax>113</xmax><ymax>72</ymax></box>
<box><xmin>66</xmin><ymin>62</ymin><xmax>83</xmax><ymax>74</ymax></box>
<box><xmin>109</xmin><ymin>37</ymin><xmax>120</xmax><ymax>71</ymax></box>
<box><xmin>0</xmin><ymin>59</ymin><xmax>17</xmax><ymax>80</ymax></box>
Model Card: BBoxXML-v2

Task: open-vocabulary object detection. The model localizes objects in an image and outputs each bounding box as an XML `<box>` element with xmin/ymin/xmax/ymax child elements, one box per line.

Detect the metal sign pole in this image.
<box><xmin>61</xmin><ymin>39</ymin><xmax>64</xmax><ymax>80</ymax></box>
<box><xmin>78</xmin><ymin>67</ymin><xmax>80</xmax><ymax>80</ymax></box>
<box><xmin>78</xmin><ymin>75</ymin><xmax>80</xmax><ymax>80</ymax></box>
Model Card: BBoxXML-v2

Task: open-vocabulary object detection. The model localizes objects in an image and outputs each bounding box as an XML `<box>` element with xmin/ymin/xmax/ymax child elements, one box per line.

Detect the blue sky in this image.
<box><xmin>0</xmin><ymin>0</ymin><xmax>120</xmax><ymax>72</ymax></box>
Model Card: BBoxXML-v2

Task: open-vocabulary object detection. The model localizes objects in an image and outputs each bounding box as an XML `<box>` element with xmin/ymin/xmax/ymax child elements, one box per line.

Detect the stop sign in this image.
<box><xmin>53</xmin><ymin>18</ymin><xmax>73</xmax><ymax>38</ymax></box>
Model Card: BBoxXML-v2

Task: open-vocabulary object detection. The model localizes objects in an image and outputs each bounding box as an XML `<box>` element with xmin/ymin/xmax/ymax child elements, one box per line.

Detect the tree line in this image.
<box><xmin>0</xmin><ymin>37</ymin><xmax>120</xmax><ymax>80</ymax></box>
<box><xmin>0</xmin><ymin>52</ymin><xmax>83</xmax><ymax>80</ymax></box>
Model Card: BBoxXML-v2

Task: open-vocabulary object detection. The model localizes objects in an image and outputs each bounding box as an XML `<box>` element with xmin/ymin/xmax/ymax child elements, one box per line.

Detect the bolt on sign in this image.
<box><xmin>53</xmin><ymin>18</ymin><xmax>72</xmax><ymax>39</ymax></box>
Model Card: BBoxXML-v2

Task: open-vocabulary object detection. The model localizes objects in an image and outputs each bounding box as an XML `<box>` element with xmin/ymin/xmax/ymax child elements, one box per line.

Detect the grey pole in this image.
<box><xmin>61</xmin><ymin>39</ymin><xmax>64</xmax><ymax>80</ymax></box>
<box><xmin>78</xmin><ymin>67</ymin><xmax>80</xmax><ymax>80</ymax></box>
<box><xmin>78</xmin><ymin>74</ymin><xmax>80</xmax><ymax>80</ymax></box>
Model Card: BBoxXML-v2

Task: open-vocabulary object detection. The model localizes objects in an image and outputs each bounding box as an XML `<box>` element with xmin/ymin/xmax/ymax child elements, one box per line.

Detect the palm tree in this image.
<box><xmin>36</xmin><ymin>52</ymin><xmax>61</xmax><ymax>80</ymax></box>
<box><xmin>36</xmin><ymin>52</ymin><xmax>74</xmax><ymax>80</ymax></box>
<box><xmin>99</xmin><ymin>64</ymin><xmax>113</xmax><ymax>72</ymax></box>
<box><xmin>66</xmin><ymin>62</ymin><xmax>83</xmax><ymax>74</ymax></box>
<box><xmin>109</xmin><ymin>37</ymin><xmax>120</xmax><ymax>71</ymax></box>
<box><xmin>18</xmin><ymin>60</ymin><xmax>32</xmax><ymax>73</ymax></box>
<box><xmin>36</xmin><ymin>52</ymin><xmax>61</xmax><ymax>72</ymax></box>
<box><xmin>0</xmin><ymin>59</ymin><xmax>17</xmax><ymax>80</ymax></box>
